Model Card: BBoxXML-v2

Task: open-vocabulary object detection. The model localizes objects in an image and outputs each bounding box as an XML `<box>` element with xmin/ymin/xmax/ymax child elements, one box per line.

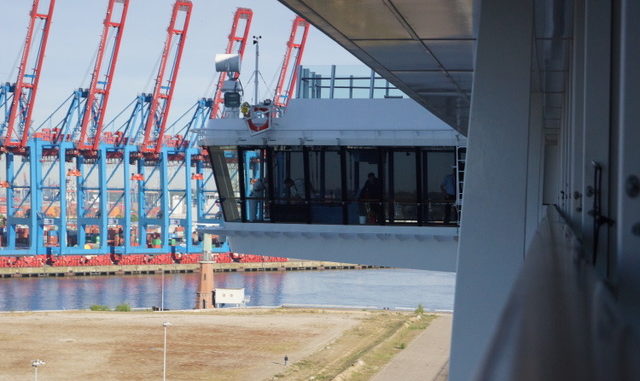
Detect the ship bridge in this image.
<box><xmin>200</xmin><ymin>72</ymin><xmax>466</xmax><ymax>271</ymax></box>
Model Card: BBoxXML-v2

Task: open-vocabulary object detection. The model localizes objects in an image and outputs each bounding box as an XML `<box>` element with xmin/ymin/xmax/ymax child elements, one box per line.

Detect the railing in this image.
<box><xmin>296</xmin><ymin>65</ymin><xmax>406</xmax><ymax>100</ymax></box>
<box><xmin>476</xmin><ymin>206</ymin><xmax>639</xmax><ymax>380</ymax></box>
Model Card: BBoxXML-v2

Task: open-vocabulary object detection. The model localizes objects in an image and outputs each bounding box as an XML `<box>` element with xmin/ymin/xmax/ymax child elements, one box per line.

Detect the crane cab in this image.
<box><xmin>199</xmin><ymin>98</ymin><xmax>466</xmax><ymax>270</ymax></box>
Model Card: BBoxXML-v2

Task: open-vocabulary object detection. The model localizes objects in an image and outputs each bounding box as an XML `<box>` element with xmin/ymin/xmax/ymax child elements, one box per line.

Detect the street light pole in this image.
<box><xmin>163</xmin><ymin>321</ymin><xmax>171</xmax><ymax>381</ymax></box>
<box><xmin>32</xmin><ymin>359</ymin><xmax>45</xmax><ymax>381</ymax></box>
<box><xmin>161</xmin><ymin>269</ymin><xmax>165</xmax><ymax>311</ymax></box>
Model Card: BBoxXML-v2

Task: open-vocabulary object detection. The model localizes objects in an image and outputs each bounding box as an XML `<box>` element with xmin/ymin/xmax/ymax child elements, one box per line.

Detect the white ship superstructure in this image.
<box><xmin>199</xmin><ymin>68</ymin><xmax>466</xmax><ymax>271</ymax></box>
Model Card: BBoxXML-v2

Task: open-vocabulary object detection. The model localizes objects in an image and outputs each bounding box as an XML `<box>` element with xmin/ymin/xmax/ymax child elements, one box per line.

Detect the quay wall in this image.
<box><xmin>0</xmin><ymin>260</ymin><xmax>377</xmax><ymax>278</ymax></box>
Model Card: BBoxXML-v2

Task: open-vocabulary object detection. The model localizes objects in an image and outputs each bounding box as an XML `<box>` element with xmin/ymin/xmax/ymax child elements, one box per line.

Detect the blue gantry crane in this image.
<box><xmin>0</xmin><ymin>1</ymin><xmax>254</xmax><ymax>260</ymax></box>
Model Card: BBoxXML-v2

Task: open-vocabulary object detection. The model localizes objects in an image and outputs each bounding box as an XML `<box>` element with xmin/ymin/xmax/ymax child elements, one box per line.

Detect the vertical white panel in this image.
<box><xmin>449</xmin><ymin>0</ymin><xmax>533</xmax><ymax>379</ymax></box>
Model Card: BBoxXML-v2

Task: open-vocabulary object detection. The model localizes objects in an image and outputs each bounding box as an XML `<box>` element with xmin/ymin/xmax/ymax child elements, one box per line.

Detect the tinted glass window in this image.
<box><xmin>345</xmin><ymin>149</ymin><xmax>382</xmax><ymax>225</ymax></box>
<box><xmin>206</xmin><ymin>145</ymin><xmax>461</xmax><ymax>227</ymax></box>
<box><xmin>270</xmin><ymin>148</ymin><xmax>307</xmax><ymax>223</ymax></box>
<box><xmin>208</xmin><ymin>147</ymin><xmax>241</xmax><ymax>222</ymax></box>
<box><xmin>391</xmin><ymin>150</ymin><xmax>417</xmax><ymax>223</ymax></box>
<box><xmin>242</xmin><ymin>148</ymin><xmax>268</xmax><ymax>222</ymax></box>
<box><xmin>423</xmin><ymin>150</ymin><xmax>456</xmax><ymax>224</ymax></box>
<box><xmin>308</xmin><ymin>149</ymin><xmax>343</xmax><ymax>224</ymax></box>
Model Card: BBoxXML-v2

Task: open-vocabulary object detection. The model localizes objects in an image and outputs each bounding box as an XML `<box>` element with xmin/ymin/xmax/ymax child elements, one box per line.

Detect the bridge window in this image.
<box><xmin>207</xmin><ymin>146</ymin><xmax>459</xmax><ymax>226</ymax></box>
<box><xmin>308</xmin><ymin>149</ymin><xmax>343</xmax><ymax>224</ymax></box>
<box><xmin>346</xmin><ymin>148</ymin><xmax>383</xmax><ymax>224</ymax></box>
<box><xmin>242</xmin><ymin>148</ymin><xmax>268</xmax><ymax>222</ymax></box>
<box><xmin>208</xmin><ymin>147</ymin><xmax>241</xmax><ymax>222</ymax></box>
<box><xmin>270</xmin><ymin>147</ymin><xmax>307</xmax><ymax>223</ymax></box>
<box><xmin>424</xmin><ymin>151</ymin><xmax>457</xmax><ymax>224</ymax></box>
<box><xmin>390</xmin><ymin>150</ymin><xmax>418</xmax><ymax>224</ymax></box>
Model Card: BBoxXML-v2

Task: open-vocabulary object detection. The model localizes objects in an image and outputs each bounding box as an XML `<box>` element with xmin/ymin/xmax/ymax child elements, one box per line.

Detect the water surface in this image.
<box><xmin>0</xmin><ymin>269</ymin><xmax>455</xmax><ymax>311</ymax></box>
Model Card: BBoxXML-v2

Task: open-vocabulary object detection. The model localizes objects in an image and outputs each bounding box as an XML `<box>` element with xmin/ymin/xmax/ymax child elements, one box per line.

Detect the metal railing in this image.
<box><xmin>296</xmin><ymin>65</ymin><xmax>406</xmax><ymax>100</ymax></box>
<box><xmin>476</xmin><ymin>206</ymin><xmax>639</xmax><ymax>380</ymax></box>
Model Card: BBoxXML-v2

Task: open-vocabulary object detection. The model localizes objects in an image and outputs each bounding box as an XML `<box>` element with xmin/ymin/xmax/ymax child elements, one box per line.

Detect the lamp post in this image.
<box><xmin>31</xmin><ymin>359</ymin><xmax>45</xmax><ymax>381</ymax></box>
<box><xmin>160</xmin><ymin>268</ymin><xmax>165</xmax><ymax>311</ymax></box>
<box><xmin>163</xmin><ymin>321</ymin><xmax>171</xmax><ymax>381</ymax></box>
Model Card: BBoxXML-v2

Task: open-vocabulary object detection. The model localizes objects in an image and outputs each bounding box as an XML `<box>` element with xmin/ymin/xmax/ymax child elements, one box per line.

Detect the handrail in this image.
<box><xmin>476</xmin><ymin>206</ymin><xmax>638</xmax><ymax>380</ymax></box>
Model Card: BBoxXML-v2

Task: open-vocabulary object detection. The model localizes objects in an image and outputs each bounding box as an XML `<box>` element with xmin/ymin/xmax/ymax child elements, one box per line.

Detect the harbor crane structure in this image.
<box><xmin>93</xmin><ymin>0</ymin><xmax>198</xmax><ymax>256</ymax></box>
<box><xmin>273</xmin><ymin>16</ymin><xmax>310</xmax><ymax>108</ymax></box>
<box><xmin>1</xmin><ymin>0</ymin><xmax>56</xmax><ymax>153</ymax></box>
<box><xmin>138</xmin><ymin>1</ymin><xmax>192</xmax><ymax>156</ymax></box>
<box><xmin>0</xmin><ymin>2</ymin><xmax>299</xmax><ymax>268</ymax></box>
<box><xmin>0</xmin><ymin>0</ymin><xmax>221</xmax><ymax>259</ymax></box>
<box><xmin>32</xmin><ymin>0</ymin><xmax>132</xmax><ymax>254</ymax></box>
<box><xmin>0</xmin><ymin>0</ymin><xmax>57</xmax><ymax>255</ymax></box>
<box><xmin>73</xmin><ymin>0</ymin><xmax>130</xmax><ymax>154</ymax></box>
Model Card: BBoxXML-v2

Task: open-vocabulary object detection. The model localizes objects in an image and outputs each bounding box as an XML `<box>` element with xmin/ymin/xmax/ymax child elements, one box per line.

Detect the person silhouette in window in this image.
<box><xmin>441</xmin><ymin>168</ymin><xmax>457</xmax><ymax>224</ymax></box>
<box><xmin>359</xmin><ymin>173</ymin><xmax>382</xmax><ymax>223</ymax></box>
<box><xmin>282</xmin><ymin>178</ymin><xmax>301</xmax><ymax>202</ymax></box>
<box><xmin>248</xmin><ymin>178</ymin><xmax>266</xmax><ymax>221</ymax></box>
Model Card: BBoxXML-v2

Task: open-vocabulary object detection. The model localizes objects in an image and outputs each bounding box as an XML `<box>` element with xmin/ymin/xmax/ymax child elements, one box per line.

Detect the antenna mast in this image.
<box><xmin>253</xmin><ymin>36</ymin><xmax>261</xmax><ymax>105</ymax></box>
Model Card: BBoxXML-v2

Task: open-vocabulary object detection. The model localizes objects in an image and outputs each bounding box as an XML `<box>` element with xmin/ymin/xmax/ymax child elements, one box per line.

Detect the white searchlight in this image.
<box><xmin>215</xmin><ymin>53</ymin><xmax>241</xmax><ymax>73</ymax></box>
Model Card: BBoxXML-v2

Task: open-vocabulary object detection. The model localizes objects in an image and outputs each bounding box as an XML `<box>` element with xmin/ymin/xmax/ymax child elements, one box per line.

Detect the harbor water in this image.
<box><xmin>0</xmin><ymin>268</ymin><xmax>455</xmax><ymax>312</ymax></box>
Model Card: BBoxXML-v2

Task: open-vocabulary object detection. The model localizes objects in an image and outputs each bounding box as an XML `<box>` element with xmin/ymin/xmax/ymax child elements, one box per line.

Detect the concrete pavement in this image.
<box><xmin>372</xmin><ymin>313</ymin><xmax>452</xmax><ymax>381</ymax></box>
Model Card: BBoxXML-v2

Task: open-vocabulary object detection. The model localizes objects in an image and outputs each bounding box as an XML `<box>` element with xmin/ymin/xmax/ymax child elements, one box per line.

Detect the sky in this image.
<box><xmin>0</xmin><ymin>0</ymin><xmax>362</xmax><ymax>131</ymax></box>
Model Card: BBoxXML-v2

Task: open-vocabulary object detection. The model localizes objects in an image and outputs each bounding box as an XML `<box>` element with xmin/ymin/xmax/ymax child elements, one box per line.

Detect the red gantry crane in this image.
<box><xmin>273</xmin><ymin>16</ymin><xmax>310</xmax><ymax>108</ymax></box>
<box><xmin>210</xmin><ymin>8</ymin><xmax>253</xmax><ymax>119</ymax></box>
<box><xmin>139</xmin><ymin>0</ymin><xmax>192</xmax><ymax>156</ymax></box>
<box><xmin>3</xmin><ymin>0</ymin><xmax>56</xmax><ymax>153</ymax></box>
<box><xmin>74</xmin><ymin>0</ymin><xmax>130</xmax><ymax>154</ymax></box>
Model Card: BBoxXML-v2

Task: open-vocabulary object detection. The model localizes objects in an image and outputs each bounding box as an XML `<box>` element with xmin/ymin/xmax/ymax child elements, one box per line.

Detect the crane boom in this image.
<box><xmin>76</xmin><ymin>0</ymin><xmax>130</xmax><ymax>152</ymax></box>
<box><xmin>3</xmin><ymin>0</ymin><xmax>56</xmax><ymax>150</ymax></box>
<box><xmin>140</xmin><ymin>0</ymin><xmax>192</xmax><ymax>154</ymax></box>
<box><xmin>210</xmin><ymin>8</ymin><xmax>253</xmax><ymax>119</ymax></box>
<box><xmin>273</xmin><ymin>17</ymin><xmax>310</xmax><ymax>108</ymax></box>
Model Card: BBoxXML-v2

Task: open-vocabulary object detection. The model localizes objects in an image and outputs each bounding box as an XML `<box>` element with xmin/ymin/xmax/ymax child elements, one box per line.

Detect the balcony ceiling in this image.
<box><xmin>278</xmin><ymin>0</ymin><xmax>572</xmax><ymax>138</ymax></box>
<box><xmin>278</xmin><ymin>0</ymin><xmax>478</xmax><ymax>135</ymax></box>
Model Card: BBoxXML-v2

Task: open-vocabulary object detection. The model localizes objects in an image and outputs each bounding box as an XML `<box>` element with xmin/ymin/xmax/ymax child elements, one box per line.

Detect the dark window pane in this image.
<box><xmin>270</xmin><ymin>148</ymin><xmax>307</xmax><ymax>223</ymax></box>
<box><xmin>207</xmin><ymin>147</ymin><xmax>241</xmax><ymax>222</ymax></box>
<box><xmin>392</xmin><ymin>151</ymin><xmax>417</xmax><ymax>223</ymax></box>
<box><xmin>308</xmin><ymin>150</ymin><xmax>342</xmax><ymax>201</ymax></box>
<box><xmin>423</xmin><ymin>151</ymin><xmax>457</xmax><ymax>224</ymax></box>
<box><xmin>346</xmin><ymin>149</ymin><xmax>382</xmax><ymax>224</ymax></box>
<box><xmin>308</xmin><ymin>149</ymin><xmax>343</xmax><ymax>224</ymax></box>
<box><xmin>243</xmin><ymin>148</ymin><xmax>268</xmax><ymax>222</ymax></box>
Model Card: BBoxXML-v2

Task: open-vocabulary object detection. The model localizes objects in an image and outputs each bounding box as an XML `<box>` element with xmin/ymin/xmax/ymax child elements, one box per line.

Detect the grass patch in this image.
<box><xmin>114</xmin><ymin>304</ymin><xmax>131</xmax><ymax>312</ymax></box>
<box><xmin>268</xmin><ymin>312</ymin><xmax>438</xmax><ymax>381</ymax></box>
<box><xmin>346</xmin><ymin>314</ymin><xmax>437</xmax><ymax>381</ymax></box>
<box><xmin>89</xmin><ymin>305</ymin><xmax>110</xmax><ymax>311</ymax></box>
<box><xmin>267</xmin><ymin>311</ymin><xmax>436</xmax><ymax>381</ymax></box>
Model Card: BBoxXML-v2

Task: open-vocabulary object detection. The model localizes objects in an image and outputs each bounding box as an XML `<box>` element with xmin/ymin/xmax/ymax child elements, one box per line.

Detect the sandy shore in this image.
<box><xmin>0</xmin><ymin>309</ymin><xmax>450</xmax><ymax>380</ymax></box>
<box><xmin>0</xmin><ymin>309</ymin><xmax>363</xmax><ymax>380</ymax></box>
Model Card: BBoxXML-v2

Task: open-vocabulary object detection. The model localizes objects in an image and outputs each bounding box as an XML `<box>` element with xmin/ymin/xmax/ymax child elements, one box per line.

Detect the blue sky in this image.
<box><xmin>0</xmin><ymin>0</ymin><xmax>361</xmax><ymax>130</ymax></box>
